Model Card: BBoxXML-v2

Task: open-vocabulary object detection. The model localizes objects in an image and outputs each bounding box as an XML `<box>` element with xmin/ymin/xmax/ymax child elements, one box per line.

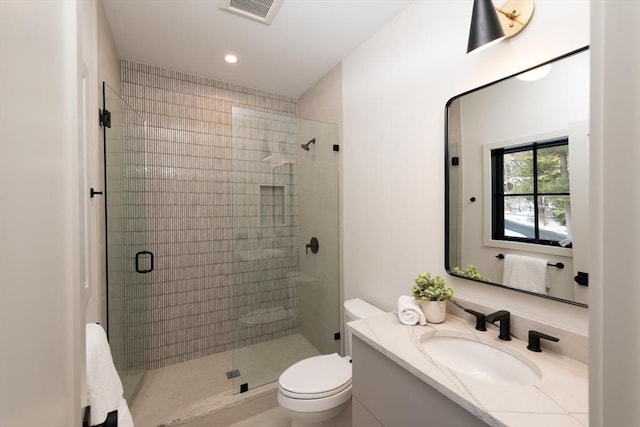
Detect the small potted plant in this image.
<box><xmin>411</xmin><ymin>272</ymin><xmax>454</xmax><ymax>323</ymax></box>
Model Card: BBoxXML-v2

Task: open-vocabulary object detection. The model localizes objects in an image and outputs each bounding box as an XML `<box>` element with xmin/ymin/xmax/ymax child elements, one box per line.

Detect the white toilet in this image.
<box><xmin>277</xmin><ymin>298</ymin><xmax>384</xmax><ymax>427</ymax></box>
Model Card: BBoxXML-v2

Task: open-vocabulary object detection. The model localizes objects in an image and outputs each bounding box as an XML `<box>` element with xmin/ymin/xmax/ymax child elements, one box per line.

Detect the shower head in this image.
<box><xmin>300</xmin><ymin>138</ymin><xmax>316</xmax><ymax>151</ymax></box>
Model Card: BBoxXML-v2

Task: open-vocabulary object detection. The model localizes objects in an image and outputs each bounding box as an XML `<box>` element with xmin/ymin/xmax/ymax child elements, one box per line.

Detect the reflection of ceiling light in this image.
<box><xmin>516</xmin><ymin>64</ymin><xmax>552</xmax><ymax>81</ymax></box>
<box><xmin>224</xmin><ymin>54</ymin><xmax>238</xmax><ymax>64</ymax></box>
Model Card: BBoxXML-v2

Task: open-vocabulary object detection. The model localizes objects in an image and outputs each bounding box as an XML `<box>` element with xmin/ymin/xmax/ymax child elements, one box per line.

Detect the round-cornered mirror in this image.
<box><xmin>445</xmin><ymin>47</ymin><xmax>589</xmax><ymax>307</ymax></box>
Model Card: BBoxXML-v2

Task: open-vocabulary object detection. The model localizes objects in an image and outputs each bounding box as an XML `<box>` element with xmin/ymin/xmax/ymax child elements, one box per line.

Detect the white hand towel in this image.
<box><xmin>397</xmin><ymin>295</ymin><xmax>426</xmax><ymax>326</ymax></box>
<box><xmin>86</xmin><ymin>323</ymin><xmax>129</xmax><ymax>426</ymax></box>
<box><xmin>502</xmin><ymin>254</ymin><xmax>549</xmax><ymax>294</ymax></box>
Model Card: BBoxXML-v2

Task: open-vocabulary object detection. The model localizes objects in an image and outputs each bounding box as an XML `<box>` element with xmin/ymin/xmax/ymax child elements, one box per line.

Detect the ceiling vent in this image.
<box><xmin>219</xmin><ymin>0</ymin><xmax>284</xmax><ymax>25</ymax></box>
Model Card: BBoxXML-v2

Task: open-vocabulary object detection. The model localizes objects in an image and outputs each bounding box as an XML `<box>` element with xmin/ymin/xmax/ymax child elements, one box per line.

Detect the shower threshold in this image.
<box><xmin>130</xmin><ymin>333</ymin><xmax>319</xmax><ymax>427</ymax></box>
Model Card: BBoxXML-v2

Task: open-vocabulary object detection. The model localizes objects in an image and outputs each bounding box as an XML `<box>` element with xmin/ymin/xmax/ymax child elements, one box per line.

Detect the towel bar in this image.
<box><xmin>495</xmin><ymin>253</ymin><xmax>564</xmax><ymax>269</ymax></box>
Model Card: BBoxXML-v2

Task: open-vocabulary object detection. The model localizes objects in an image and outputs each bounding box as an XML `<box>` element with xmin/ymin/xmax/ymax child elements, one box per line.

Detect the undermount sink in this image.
<box><xmin>421</xmin><ymin>332</ymin><xmax>542</xmax><ymax>386</ymax></box>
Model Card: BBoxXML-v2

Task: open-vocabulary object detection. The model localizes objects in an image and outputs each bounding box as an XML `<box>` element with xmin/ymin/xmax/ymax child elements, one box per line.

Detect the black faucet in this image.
<box><xmin>463</xmin><ymin>308</ymin><xmax>486</xmax><ymax>331</ymax></box>
<box><xmin>527</xmin><ymin>330</ymin><xmax>559</xmax><ymax>352</ymax></box>
<box><xmin>485</xmin><ymin>310</ymin><xmax>511</xmax><ymax>341</ymax></box>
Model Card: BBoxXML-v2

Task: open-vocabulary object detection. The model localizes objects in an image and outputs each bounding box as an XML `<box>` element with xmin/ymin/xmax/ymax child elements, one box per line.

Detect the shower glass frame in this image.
<box><xmin>102</xmin><ymin>82</ymin><xmax>150</xmax><ymax>400</ymax></box>
<box><xmin>230</xmin><ymin>109</ymin><xmax>341</xmax><ymax>394</ymax></box>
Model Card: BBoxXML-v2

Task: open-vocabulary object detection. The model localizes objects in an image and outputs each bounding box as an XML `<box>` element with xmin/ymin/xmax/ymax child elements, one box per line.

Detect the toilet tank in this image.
<box><xmin>343</xmin><ymin>298</ymin><xmax>384</xmax><ymax>356</ymax></box>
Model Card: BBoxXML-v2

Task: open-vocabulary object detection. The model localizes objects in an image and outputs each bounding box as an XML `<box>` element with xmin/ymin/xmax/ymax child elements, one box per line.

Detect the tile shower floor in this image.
<box><xmin>130</xmin><ymin>334</ymin><xmax>319</xmax><ymax>427</ymax></box>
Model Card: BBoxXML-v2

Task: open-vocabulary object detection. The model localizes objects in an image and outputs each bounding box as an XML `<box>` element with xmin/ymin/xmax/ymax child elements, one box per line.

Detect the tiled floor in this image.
<box><xmin>227</xmin><ymin>407</ymin><xmax>291</xmax><ymax>427</ymax></box>
<box><xmin>175</xmin><ymin>391</ymin><xmax>291</xmax><ymax>427</ymax></box>
<box><xmin>130</xmin><ymin>334</ymin><xmax>318</xmax><ymax>427</ymax></box>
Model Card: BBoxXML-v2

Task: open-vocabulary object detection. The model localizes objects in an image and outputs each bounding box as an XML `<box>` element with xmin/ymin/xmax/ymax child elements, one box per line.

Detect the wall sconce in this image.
<box><xmin>467</xmin><ymin>0</ymin><xmax>535</xmax><ymax>53</ymax></box>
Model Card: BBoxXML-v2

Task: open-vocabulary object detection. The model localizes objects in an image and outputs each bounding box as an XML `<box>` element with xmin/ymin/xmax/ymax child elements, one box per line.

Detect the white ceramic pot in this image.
<box><xmin>420</xmin><ymin>300</ymin><xmax>446</xmax><ymax>324</ymax></box>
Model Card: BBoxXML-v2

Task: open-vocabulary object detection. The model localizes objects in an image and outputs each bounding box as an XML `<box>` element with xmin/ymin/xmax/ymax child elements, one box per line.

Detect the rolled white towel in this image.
<box><xmin>397</xmin><ymin>295</ymin><xmax>426</xmax><ymax>326</ymax></box>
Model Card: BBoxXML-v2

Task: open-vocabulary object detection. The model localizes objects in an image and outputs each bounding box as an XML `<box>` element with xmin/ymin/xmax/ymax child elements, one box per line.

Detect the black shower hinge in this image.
<box><xmin>99</xmin><ymin>108</ymin><xmax>111</xmax><ymax>128</ymax></box>
<box><xmin>574</xmin><ymin>271</ymin><xmax>589</xmax><ymax>287</ymax></box>
<box><xmin>451</xmin><ymin>156</ymin><xmax>460</xmax><ymax>166</ymax></box>
<box><xmin>334</xmin><ymin>332</ymin><xmax>341</xmax><ymax>341</ymax></box>
<box><xmin>240</xmin><ymin>383</ymin><xmax>248</xmax><ymax>393</ymax></box>
<box><xmin>226</xmin><ymin>369</ymin><xmax>241</xmax><ymax>379</ymax></box>
<box><xmin>333</xmin><ymin>144</ymin><xmax>340</xmax><ymax>152</ymax></box>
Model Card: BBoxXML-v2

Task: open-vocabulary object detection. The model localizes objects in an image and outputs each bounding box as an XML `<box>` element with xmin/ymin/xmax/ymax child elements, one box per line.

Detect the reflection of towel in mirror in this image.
<box><xmin>502</xmin><ymin>254</ymin><xmax>549</xmax><ymax>294</ymax></box>
<box><xmin>397</xmin><ymin>295</ymin><xmax>427</xmax><ymax>325</ymax></box>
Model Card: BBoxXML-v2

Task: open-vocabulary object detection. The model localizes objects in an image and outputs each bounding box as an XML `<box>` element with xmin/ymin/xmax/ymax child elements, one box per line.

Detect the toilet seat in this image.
<box><xmin>278</xmin><ymin>353</ymin><xmax>352</xmax><ymax>399</ymax></box>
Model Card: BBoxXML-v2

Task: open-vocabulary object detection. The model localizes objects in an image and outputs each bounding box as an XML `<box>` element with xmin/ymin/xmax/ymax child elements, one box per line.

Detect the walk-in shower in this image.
<box><xmin>103</xmin><ymin>62</ymin><xmax>340</xmax><ymax>423</ymax></box>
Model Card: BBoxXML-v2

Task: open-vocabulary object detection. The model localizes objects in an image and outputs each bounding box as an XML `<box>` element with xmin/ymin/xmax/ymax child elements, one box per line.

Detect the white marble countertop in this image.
<box><xmin>348</xmin><ymin>312</ymin><xmax>588</xmax><ymax>427</ymax></box>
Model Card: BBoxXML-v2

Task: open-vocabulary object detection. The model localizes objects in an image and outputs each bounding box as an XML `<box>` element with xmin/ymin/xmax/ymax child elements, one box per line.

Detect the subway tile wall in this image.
<box><xmin>231</xmin><ymin>107</ymin><xmax>299</xmax><ymax>351</ymax></box>
<box><xmin>103</xmin><ymin>82</ymin><xmax>151</xmax><ymax>380</ymax></box>
<box><xmin>120</xmin><ymin>61</ymin><xmax>299</xmax><ymax>369</ymax></box>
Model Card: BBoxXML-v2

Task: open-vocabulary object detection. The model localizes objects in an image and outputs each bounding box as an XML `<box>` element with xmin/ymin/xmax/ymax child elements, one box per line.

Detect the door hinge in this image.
<box><xmin>574</xmin><ymin>271</ymin><xmax>589</xmax><ymax>287</ymax></box>
<box><xmin>226</xmin><ymin>369</ymin><xmax>241</xmax><ymax>379</ymax></box>
<box><xmin>99</xmin><ymin>108</ymin><xmax>111</xmax><ymax>128</ymax></box>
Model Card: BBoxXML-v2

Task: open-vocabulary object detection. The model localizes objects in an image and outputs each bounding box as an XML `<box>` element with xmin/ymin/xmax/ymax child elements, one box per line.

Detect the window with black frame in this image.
<box><xmin>491</xmin><ymin>138</ymin><xmax>571</xmax><ymax>247</ymax></box>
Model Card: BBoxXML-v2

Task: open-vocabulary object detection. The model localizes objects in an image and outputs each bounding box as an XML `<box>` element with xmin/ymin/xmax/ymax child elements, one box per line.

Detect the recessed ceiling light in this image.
<box><xmin>224</xmin><ymin>54</ymin><xmax>238</xmax><ymax>64</ymax></box>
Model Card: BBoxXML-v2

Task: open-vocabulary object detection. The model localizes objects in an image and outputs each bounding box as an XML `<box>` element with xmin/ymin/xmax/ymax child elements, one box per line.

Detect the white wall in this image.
<box><xmin>590</xmin><ymin>1</ymin><xmax>640</xmax><ymax>426</ymax></box>
<box><xmin>98</xmin><ymin>0</ymin><xmax>121</xmax><ymax>92</ymax></box>
<box><xmin>299</xmin><ymin>63</ymin><xmax>342</xmax><ymax>125</ymax></box>
<box><xmin>0</xmin><ymin>0</ymin><xmax>95</xmax><ymax>424</ymax></box>
<box><xmin>342</xmin><ymin>0</ymin><xmax>589</xmax><ymax>328</ymax></box>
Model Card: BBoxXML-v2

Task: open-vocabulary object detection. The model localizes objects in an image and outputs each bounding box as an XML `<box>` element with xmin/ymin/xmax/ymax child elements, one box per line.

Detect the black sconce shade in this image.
<box><xmin>467</xmin><ymin>0</ymin><xmax>505</xmax><ymax>53</ymax></box>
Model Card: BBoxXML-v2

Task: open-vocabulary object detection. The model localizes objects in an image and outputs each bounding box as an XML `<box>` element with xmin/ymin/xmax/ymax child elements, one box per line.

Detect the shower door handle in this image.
<box><xmin>305</xmin><ymin>237</ymin><xmax>319</xmax><ymax>255</ymax></box>
<box><xmin>135</xmin><ymin>251</ymin><xmax>154</xmax><ymax>274</ymax></box>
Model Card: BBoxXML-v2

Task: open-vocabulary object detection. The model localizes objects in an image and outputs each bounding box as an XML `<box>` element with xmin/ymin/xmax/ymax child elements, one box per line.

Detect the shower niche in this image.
<box><xmin>260</xmin><ymin>185</ymin><xmax>286</xmax><ymax>226</ymax></box>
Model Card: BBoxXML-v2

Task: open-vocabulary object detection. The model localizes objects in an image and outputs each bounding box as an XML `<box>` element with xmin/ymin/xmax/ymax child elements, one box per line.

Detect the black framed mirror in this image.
<box><xmin>445</xmin><ymin>47</ymin><xmax>589</xmax><ymax>307</ymax></box>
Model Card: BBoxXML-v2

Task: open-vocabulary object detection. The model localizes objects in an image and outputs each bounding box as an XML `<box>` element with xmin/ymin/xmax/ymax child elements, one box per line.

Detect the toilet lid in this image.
<box><xmin>279</xmin><ymin>353</ymin><xmax>352</xmax><ymax>399</ymax></box>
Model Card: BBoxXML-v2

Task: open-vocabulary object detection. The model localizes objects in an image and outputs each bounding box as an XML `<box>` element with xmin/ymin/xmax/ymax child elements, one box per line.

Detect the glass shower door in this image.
<box><xmin>294</xmin><ymin>119</ymin><xmax>341</xmax><ymax>356</ymax></box>
<box><xmin>102</xmin><ymin>82</ymin><xmax>150</xmax><ymax>399</ymax></box>
<box><xmin>230</xmin><ymin>109</ymin><xmax>340</xmax><ymax>393</ymax></box>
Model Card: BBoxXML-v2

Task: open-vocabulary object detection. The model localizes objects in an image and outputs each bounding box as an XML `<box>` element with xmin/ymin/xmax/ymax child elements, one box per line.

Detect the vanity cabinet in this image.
<box><xmin>351</xmin><ymin>335</ymin><xmax>487</xmax><ymax>427</ymax></box>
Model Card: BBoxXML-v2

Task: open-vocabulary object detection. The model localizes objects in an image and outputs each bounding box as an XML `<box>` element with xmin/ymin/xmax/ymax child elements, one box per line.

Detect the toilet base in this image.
<box><xmin>283</xmin><ymin>400</ymin><xmax>351</xmax><ymax>427</ymax></box>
